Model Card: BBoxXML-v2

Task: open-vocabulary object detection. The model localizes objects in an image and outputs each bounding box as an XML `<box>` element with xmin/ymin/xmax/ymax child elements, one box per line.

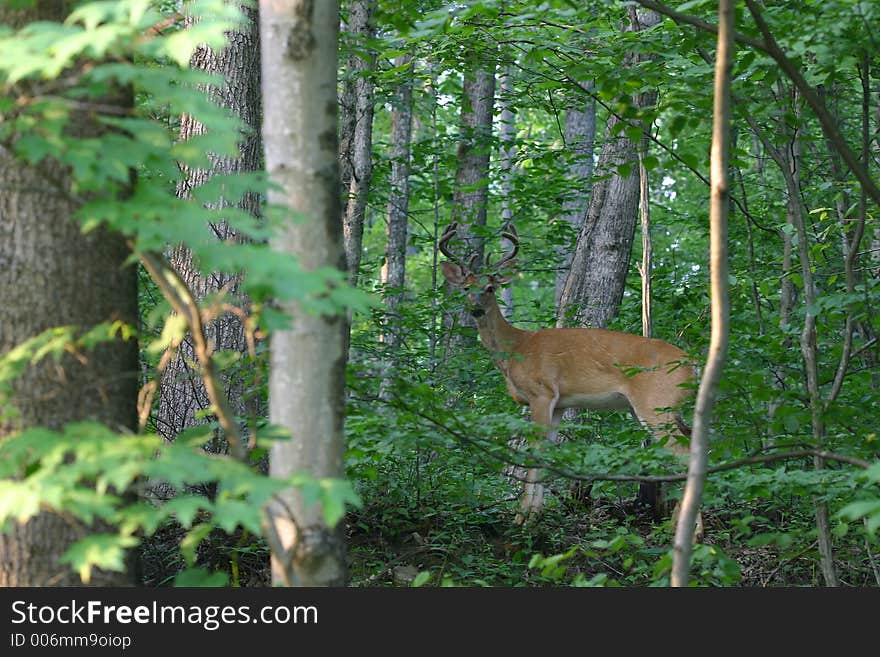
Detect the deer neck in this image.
<box><xmin>475</xmin><ymin>294</ymin><xmax>524</xmax><ymax>360</ymax></box>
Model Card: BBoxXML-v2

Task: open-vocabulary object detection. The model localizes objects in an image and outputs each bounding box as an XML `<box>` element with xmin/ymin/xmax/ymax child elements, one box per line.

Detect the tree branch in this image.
<box><xmin>139</xmin><ymin>249</ymin><xmax>248</xmax><ymax>462</ymax></box>
<box><xmin>633</xmin><ymin>0</ymin><xmax>769</xmax><ymax>53</ymax></box>
<box><xmin>641</xmin><ymin>0</ymin><xmax>880</xmax><ymax>208</ymax></box>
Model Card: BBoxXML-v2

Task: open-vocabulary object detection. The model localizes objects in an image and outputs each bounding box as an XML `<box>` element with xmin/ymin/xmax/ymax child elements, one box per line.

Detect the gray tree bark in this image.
<box><xmin>445</xmin><ymin>64</ymin><xmax>496</xmax><ymax>346</ymax></box>
<box><xmin>449</xmin><ymin>67</ymin><xmax>496</xmax><ymax>264</ymax></box>
<box><xmin>0</xmin><ymin>2</ymin><xmax>138</xmax><ymax>586</ymax></box>
<box><xmin>155</xmin><ymin>4</ymin><xmax>262</xmax><ymax>453</ymax></box>
<box><xmin>260</xmin><ymin>0</ymin><xmax>348</xmax><ymax>587</ymax></box>
<box><xmin>554</xmin><ymin>100</ymin><xmax>596</xmax><ymax>311</ymax></box>
<box><xmin>498</xmin><ymin>66</ymin><xmax>518</xmax><ymax>317</ymax></box>
<box><xmin>557</xmin><ymin>11</ymin><xmax>659</xmax><ymax>329</ymax></box>
<box><xmin>339</xmin><ymin>0</ymin><xmax>375</xmax><ymax>283</ymax></box>
<box><xmin>379</xmin><ymin>53</ymin><xmax>414</xmax><ymax>396</ymax></box>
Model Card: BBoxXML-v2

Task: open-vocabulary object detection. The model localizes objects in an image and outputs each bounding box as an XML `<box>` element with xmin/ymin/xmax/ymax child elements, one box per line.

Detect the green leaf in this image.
<box><xmin>180</xmin><ymin>523</ymin><xmax>214</xmax><ymax>567</ymax></box>
<box><xmin>0</xmin><ymin>480</ymin><xmax>42</xmax><ymax>528</ymax></box>
<box><xmin>412</xmin><ymin>571</ymin><xmax>432</xmax><ymax>587</ymax></box>
<box><xmin>165</xmin><ymin>495</ymin><xmax>214</xmax><ymax>529</ymax></box>
<box><xmin>59</xmin><ymin>534</ymin><xmax>138</xmax><ymax>584</ymax></box>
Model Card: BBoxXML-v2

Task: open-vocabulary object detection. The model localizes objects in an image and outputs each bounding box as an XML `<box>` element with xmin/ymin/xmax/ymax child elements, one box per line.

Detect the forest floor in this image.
<box><xmin>138</xmin><ymin>494</ymin><xmax>877</xmax><ymax>587</ymax></box>
<box><xmin>344</xmin><ymin>495</ymin><xmax>874</xmax><ymax>587</ymax></box>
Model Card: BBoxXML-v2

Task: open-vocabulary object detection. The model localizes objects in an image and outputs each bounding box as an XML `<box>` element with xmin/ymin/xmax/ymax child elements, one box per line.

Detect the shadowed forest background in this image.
<box><xmin>0</xmin><ymin>0</ymin><xmax>878</xmax><ymax>588</ymax></box>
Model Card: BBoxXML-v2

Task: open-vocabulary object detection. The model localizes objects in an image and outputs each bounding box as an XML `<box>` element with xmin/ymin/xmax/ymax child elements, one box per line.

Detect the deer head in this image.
<box><xmin>439</xmin><ymin>222</ymin><xmax>519</xmax><ymax>318</ymax></box>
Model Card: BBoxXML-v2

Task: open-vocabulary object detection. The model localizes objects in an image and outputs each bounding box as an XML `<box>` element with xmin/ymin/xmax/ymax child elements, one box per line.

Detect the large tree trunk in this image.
<box><xmin>260</xmin><ymin>0</ymin><xmax>348</xmax><ymax>587</ymax></box>
<box><xmin>557</xmin><ymin>111</ymin><xmax>639</xmax><ymax>328</ymax></box>
<box><xmin>0</xmin><ymin>2</ymin><xmax>138</xmax><ymax>586</ymax></box>
<box><xmin>155</xmin><ymin>4</ymin><xmax>262</xmax><ymax>453</ymax></box>
<box><xmin>339</xmin><ymin>0</ymin><xmax>375</xmax><ymax>283</ymax></box>
<box><xmin>379</xmin><ymin>53</ymin><xmax>414</xmax><ymax>397</ymax></box>
<box><xmin>557</xmin><ymin>11</ymin><xmax>659</xmax><ymax>329</ymax></box>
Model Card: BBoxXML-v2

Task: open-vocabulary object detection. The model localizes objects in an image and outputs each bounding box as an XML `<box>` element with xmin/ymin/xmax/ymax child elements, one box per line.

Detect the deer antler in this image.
<box><xmin>439</xmin><ymin>222</ymin><xmax>461</xmax><ymax>264</ymax></box>
<box><xmin>440</xmin><ymin>222</ymin><xmax>481</xmax><ymax>274</ymax></box>
<box><xmin>491</xmin><ymin>223</ymin><xmax>519</xmax><ymax>271</ymax></box>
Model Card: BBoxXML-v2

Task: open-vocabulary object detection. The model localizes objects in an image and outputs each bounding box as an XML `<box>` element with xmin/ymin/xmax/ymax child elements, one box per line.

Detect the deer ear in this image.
<box><xmin>440</xmin><ymin>260</ymin><xmax>466</xmax><ymax>285</ymax></box>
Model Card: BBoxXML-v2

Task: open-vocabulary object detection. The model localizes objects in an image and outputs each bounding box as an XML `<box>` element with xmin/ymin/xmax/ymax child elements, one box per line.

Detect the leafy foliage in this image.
<box><xmin>0</xmin><ymin>0</ymin><xmax>364</xmax><ymax>585</ymax></box>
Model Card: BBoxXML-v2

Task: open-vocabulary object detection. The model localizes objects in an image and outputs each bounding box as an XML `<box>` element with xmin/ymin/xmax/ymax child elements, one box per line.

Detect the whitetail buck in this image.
<box><xmin>440</xmin><ymin>222</ymin><xmax>699</xmax><ymax>531</ymax></box>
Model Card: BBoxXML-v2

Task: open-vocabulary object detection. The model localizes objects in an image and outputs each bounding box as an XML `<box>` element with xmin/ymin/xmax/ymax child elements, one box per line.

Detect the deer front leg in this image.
<box><xmin>515</xmin><ymin>394</ymin><xmax>559</xmax><ymax>525</ymax></box>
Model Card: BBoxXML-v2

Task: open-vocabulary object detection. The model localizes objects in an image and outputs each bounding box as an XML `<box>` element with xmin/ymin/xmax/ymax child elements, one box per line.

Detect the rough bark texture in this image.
<box><xmin>449</xmin><ymin>67</ymin><xmax>496</xmax><ymax>265</ymax></box>
<box><xmin>260</xmin><ymin>0</ymin><xmax>348</xmax><ymax>587</ymax></box>
<box><xmin>0</xmin><ymin>2</ymin><xmax>138</xmax><ymax>586</ymax></box>
<box><xmin>554</xmin><ymin>101</ymin><xmax>596</xmax><ymax>311</ymax></box>
<box><xmin>557</xmin><ymin>11</ymin><xmax>659</xmax><ymax>329</ymax></box>
<box><xmin>379</xmin><ymin>53</ymin><xmax>413</xmax><ymax>396</ymax></box>
<box><xmin>339</xmin><ymin>0</ymin><xmax>375</xmax><ymax>283</ymax></box>
<box><xmin>557</xmin><ymin>110</ymin><xmax>639</xmax><ymax>328</ymax></box>
<box><xmin>445</xmin><ymin>65</ymin><xmax>496</xmax><ymax>347</ymax></box>
<box><xmin>155</xmin><ymin>4</ymin><xmax>262</xmax><ymax>454</ymax></box>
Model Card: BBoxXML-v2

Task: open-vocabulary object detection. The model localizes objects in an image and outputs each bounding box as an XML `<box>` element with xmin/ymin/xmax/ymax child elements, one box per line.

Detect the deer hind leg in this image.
<box><xmin>631</xmin><ymin>407</ymin><xmax>704</xmax><ymax>542</ymax></box>
<box><xmin>514</xmin><ymin>395</ymin><xmax>560</xmax><ymax>525</ymax></box>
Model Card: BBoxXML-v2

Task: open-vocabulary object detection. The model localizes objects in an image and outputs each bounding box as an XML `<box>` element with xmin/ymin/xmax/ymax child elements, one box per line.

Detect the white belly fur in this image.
<box><xmin>556</xmin><ymin>391</ymin><xmax>630</xmax><ymax>411</ymax></box>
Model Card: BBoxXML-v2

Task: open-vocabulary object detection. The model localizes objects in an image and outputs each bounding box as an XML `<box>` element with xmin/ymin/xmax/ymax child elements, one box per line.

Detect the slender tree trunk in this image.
<box><xmin>260</xmin><ymin>0</ymin><xmax>348</xmax><ymax>587</ymax></box>
<box><xmin>751</xmin><ymin>87</ymin><xmax>840</xmax><ymax>586</ymax></box>
<box><xmin>423</xmin><ymin>71</ymin><xmax>441</xmax><ymax>372</ymax></box>
<box><xmin>554</xmin><ymin>98</ymin><xmax>596</xmax><ymax>312</ymax></box>
<box><xmin>732</xmin><ymin>128</ymin><xmax>764</xmax><ymax>336</ymax></box>
<box><xmin>638</xmin><ymin>149</ymin><xmax>652</xmax><ymax>338</ymax></box>
<box><xmin>498</xmin><ymin>66</ymin><xmax>518</xmax><ymax>318</ymax></box>
<box><xmin>155</xmin><ymin>4</ymin><xmax>262</xmax><ymax>453</ymax></box>
<box><xmin>557</xmin><ymin>11</ymin><xmax>659</xmax><ymax>329</ymax></box>
<box><xmin>785</xmin><ymin>120</ymin><xmax>839</xmax><ymax>588</ymax></box>
<box><xmin>339</xmin><ymin>0</ymin><xmax>375</xmax><ymax>283</ymax></box>
<box><xmin>379</xmin><ymin>53</ymin><xmax>414</xmax><ymax>397</ymax></box>
<box><xmin>671</xmin><ymin>0</ymin><xmax>732</xmax><ymax>587</ymax></box>
<box><xmin>444</xmin><ymin>64</ymin><xmax>496</xmax><ymax>347</ymax></box>
<box><xmin>0</xmin><ymin>2</ymin><xmax>138</xmax><ymax>586</ymax></box>
<box><xmin>449</xmin><ymin>66</ymin><xmax>496</xmax><ymax>264</ymax></box>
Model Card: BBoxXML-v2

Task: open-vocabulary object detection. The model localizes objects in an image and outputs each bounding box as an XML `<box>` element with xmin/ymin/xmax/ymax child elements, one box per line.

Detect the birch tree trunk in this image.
<box><xmin>339</xmin><ymin>0</ymin><xmax>375</xmax><ymax>283</ymax></box>
<box><xmin>260</xmin><ymin>0</ymin><xmax>348</xmax><ymax>587</ymax></box>
<box><xmin>0</xmin><ymin>2</ymin><xmax>138</xmax><ymax>586</ymax></box>
<box><xmin>671</xmin><ymin>0</ymin><xmax>732</xmax><ymax>587</ymax></box>
<box><xmin>379</xmin><ymin>53</ymin><xmax>414</xmax><ymax>397</ymax></box>
<box><xmin>155</xmin><ymin>4</ymin><xmax>262</xmax><ymax>453</ymax></box>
